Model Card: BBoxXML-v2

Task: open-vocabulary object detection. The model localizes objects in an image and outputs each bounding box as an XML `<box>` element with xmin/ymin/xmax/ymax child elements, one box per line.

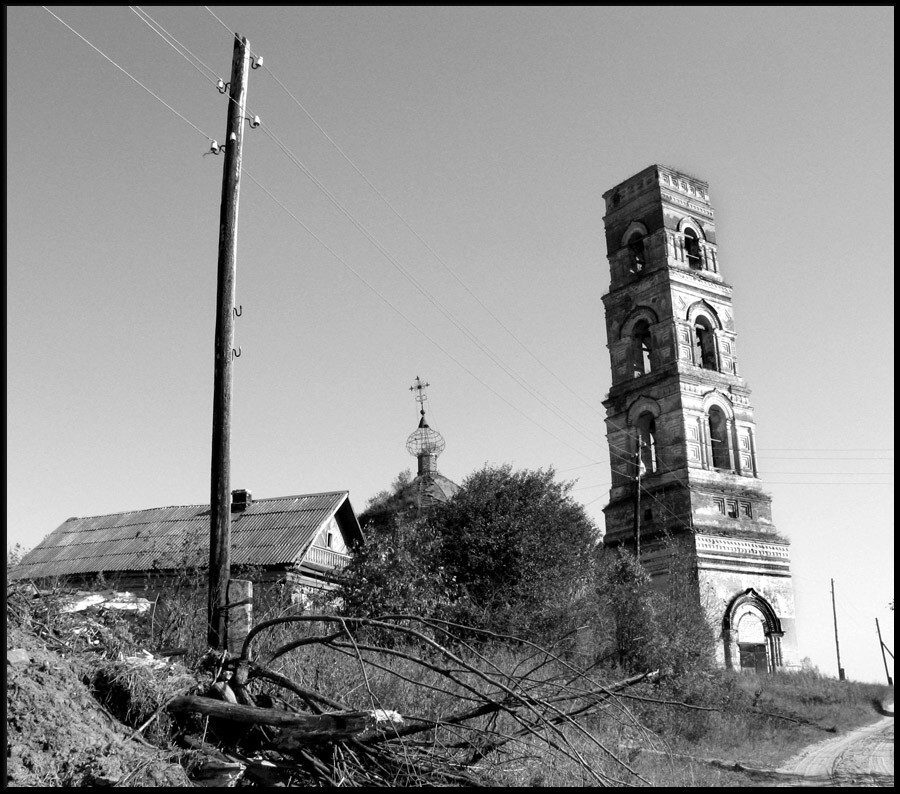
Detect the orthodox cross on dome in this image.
<box><xmin>409</xmin><ymin>375</ymin><xmax>430</xmax><ymax>417</ymax></box>
<box><xmin>406</xmin><ymin>376</ymin><xmax>445</xmax><ymax>474</ymax></box>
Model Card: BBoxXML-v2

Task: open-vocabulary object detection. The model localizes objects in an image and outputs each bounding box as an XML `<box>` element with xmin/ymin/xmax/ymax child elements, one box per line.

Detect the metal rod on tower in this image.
<box><xmin>831</xmin><ymin>578</ymin><xmax>845</xmax><ymax>681</ymax></box>
<box><xmin>208</xmin><ymin>34</ymin><xmax>251</xmax><ymax>650</ymax></box>
<box><xmin>634</xmin><ymin>443</ymin><xmax>642</xmax><ymax>562</ymax></box>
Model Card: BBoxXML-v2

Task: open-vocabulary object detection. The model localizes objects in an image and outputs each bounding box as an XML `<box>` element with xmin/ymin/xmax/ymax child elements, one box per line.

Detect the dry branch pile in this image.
<box><xmin>170</xmin><ymin>614</ymin><xmax>658</xmax><ymax>787</ymax></box>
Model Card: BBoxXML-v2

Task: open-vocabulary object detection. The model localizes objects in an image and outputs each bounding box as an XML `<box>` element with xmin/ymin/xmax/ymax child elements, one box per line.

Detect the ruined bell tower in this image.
<box><xmin>600</xmin><ymin>165</ymin><xmax>800</xmax><ymax>672</ymax></box>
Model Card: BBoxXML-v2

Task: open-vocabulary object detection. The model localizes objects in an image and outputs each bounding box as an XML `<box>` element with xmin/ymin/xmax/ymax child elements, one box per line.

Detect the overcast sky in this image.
<box><xmin>6</xmin><ymin>6</ymin><xmax>894</xmax><ymax>683</ymax></box>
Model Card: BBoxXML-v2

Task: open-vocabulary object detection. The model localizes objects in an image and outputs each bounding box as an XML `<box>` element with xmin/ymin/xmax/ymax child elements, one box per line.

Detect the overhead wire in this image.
<box><xmin>203</xmin><ymin>5</ymin><xmax>238</xmax><ymax>41</ymax></box>
<box><xmin>108</xmin><ymin>6</ymin><xmax>609</xmax><ymax>465</ymax></box>
<box><xmin>123</xmin><ymin>6</ymin><xmax>609</xmax><ymax>462</ymax></box>
<box><xmin>196</xmin><ymin>9</ymin><xmax>900</xmax><ymax>517</ymax></box>
<box><xmin>41</xmin><ymin>7</ymin><xmax>215</xmax><ymax>145</ymax></box>
<box><xmin>240</xmin><ymin>168</ymin><xmax>600</xmax><ymax>462</ymax></box>
<box><xmin>196</xmin><ymin>6</ymin><xmax>611</xmax><ymax>454</ymax></box>
<box><xmin>254</xmin><ymin>121</ymin><xmax>606</xmax><ymax>448</ymax></box>
<box><xmin>258</xmin><ymin>58</ymin><xmax>605</xmax><ymax>422</ymax></box>
<box><xmin>47</xmin><ymin>7</ymin><xmax>893</xmax><ymax>520</ymax></box>
<box><xmin>201</xmin><ymin>5</ymin><xmax>609</xmax><ymax>423</ymax></box>
<box><xmin>45</xmin><ymin>6</ymin><xmax>604</xmax><ymax>466</ymax></box>
<box><xmin>130</xmin><ymin>6</ymin><xmax>224</xmax><ymax>88</ymax></box>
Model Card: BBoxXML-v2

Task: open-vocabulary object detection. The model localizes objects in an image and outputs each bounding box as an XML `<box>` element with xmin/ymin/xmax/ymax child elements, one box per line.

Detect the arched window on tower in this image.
<box><xmin>693</xmin><ymin>317</ymin><xmax>718</xmax><ymax>370</ymax></box>
<box><xmin>635</xmin><ymin>412</ymin><xmax>658</xmax><ymax>475</ymax></box>
<box><xmin>684</xmin><ymin>228</ymin><xmax>702</xmax><ymax>269</ymax></box>
<box><xmin>708</xmin><ymin>406</ymin><xmax>731</xmax><ymax>470</ymax></box>
<box><xmin>632</xmin><ymin>320</ymin><xmax>652</xmax><ymax>377</ymax></box>
<box><xmin>626</xmin><ymin>232</ymin><xmax>646</xmax><ymax>273</ymax></box>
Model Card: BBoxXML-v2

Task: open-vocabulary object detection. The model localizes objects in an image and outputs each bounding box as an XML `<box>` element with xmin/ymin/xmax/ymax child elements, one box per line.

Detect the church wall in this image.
<box><xmin>696</xmin><ymin>563</ymin><xmax>801</xmax><ymax>670</ymax></box>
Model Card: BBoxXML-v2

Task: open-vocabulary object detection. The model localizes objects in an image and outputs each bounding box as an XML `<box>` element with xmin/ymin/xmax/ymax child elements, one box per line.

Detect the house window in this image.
<box><xmin>635</xmin><ymin>412</ymin><xmax>658</xmax><ymax>475</ymax></box>
<box><xmin>627</xmin><ymin>232</ymin><xmax>646</xmax><ymax>273</ymax></box>
<box><xmin>708</xmin><ymin>406</ymin><xmax>731</xmax><ymax>470</ymax></box>
<box><xmin>325</xmin><ymin>531</ymin><xmax>334</xmax><ymax>549</ymax></box>
<box><xmin>693</xmin><ymin>317</ymin><xmax>718</xmax><ymax>370</ymax></box>
<box><xmin>632</xmin><ymin>320</ymin><xmax>652</xmax><ymax>377</ymax></box>
<box><xmin>684</xmin><ymin>228</ymin><xmax>702</xmax><ymax>268</ymax></box>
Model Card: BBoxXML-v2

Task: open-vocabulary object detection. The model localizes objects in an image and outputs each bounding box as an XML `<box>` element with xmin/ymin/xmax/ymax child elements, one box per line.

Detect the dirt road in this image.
<box><xmin>775</xmin><ymin>715</ymin><xmax>893</xmax><ymax>787</ymax></box>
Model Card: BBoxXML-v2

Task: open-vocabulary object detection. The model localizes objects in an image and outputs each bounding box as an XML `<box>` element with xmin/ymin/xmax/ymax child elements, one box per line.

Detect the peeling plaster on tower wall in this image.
<box><xmin>600</xmin><ymin>165</ymin><xmax>800</xmax><ymax>672</ymax></box>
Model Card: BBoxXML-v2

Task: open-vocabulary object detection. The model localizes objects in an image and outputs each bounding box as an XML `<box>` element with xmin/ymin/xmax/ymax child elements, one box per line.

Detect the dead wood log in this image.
<box><xmin>167</xmin><ymin>695</ymin><xmax>374</xmax><ymax>740</ymax></box>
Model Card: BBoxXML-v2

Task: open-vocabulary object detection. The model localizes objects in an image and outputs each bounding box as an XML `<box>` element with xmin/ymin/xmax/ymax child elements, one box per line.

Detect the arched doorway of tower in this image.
<box><xmin>723</xmin><ymin>588</ymin><xmax>784</xmax><ymax>673</ymax></box>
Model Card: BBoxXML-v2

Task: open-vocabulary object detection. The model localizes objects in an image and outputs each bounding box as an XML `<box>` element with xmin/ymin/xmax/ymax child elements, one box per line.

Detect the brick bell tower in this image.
<box><xmin>600</xmin><ymin>165</ymin><xmax>800</xmax><ymax>672</ymax></box>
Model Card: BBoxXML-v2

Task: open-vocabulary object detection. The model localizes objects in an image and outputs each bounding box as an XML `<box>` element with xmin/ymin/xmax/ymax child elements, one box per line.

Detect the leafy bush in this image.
<box><xmin>597</xmin><ymin>543</ymin><xmax>715</xmax><ymax>677</ymax></box>
<box><xmin>334</xmin><ymin>515</ymin><xmax>456</xmax><ymax>623</ymax></box>
<box><xmin>335</xmin><ymin>464</ymin><xmax>601</xmax><ymax>646</ymax></box>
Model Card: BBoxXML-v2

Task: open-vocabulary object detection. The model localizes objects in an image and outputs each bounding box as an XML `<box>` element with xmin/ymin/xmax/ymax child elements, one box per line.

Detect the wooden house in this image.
<box><xmin>11</xmin><ymin>489</ymin><xmax>363</xmax><ymax>600</ymax></box>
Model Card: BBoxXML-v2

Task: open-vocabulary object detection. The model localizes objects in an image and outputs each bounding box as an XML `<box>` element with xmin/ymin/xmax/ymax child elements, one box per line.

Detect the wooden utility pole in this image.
<box><xmin>208</xmin><ymin>35</ymin><xmax>251</xmax><ymax>650</ymax></box>
<box><xmin>875</xmin><ymin>618</ymin><xmax>893</xmax><ymax>686</ymax></box>
<box><xmin>831</xmin><ymin>578</ymin><xmax>845</xmax><ymax>681</ymax></box>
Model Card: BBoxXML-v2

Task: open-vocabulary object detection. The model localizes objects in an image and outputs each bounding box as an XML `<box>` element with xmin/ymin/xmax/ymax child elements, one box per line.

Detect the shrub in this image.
<box><xmin>597</xmin><ymin>543</ymin><xmax>715</xmax><ymax>677</ymax></box>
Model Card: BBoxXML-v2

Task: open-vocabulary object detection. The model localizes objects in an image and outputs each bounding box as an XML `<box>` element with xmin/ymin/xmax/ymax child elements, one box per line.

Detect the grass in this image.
<box><xmin>10</xmin><ymin>565</ymin><xmax>890</xmax><ymax>787</ymax></box>
<box><xmin>245</xmin><ymin>613</ymin><xmax>890</xmax><ymax>786</ymax></box>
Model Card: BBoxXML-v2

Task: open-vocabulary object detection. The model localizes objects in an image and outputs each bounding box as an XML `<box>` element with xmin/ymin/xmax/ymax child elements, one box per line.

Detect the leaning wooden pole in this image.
<box><xmin>830</xmin><ymin>578</ymin><xmax>844</xmax><ymax>681</ymax></box>
<box><xmin>875</xmin><ymin>618</ymin><xmax>893</xmax><ymax>686</ymax></box>
<box><xmin>209</xmin><ymin>34</ymin><xmax>250</xmax><ymax>650</ymax></box>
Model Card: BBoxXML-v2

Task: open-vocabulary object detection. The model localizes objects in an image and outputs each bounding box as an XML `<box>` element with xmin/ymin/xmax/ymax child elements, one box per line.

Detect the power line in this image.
<box><xmin>41</xmin><ymin>7</ymin><xmax>215</xmax><ymax>144</ymax></box>
<box><xmin>198</xmin><ymin>5</ymin><xmax>609</xmax><ymax>451</ymax></box>
<box><xmin>45</xmin><ymin>8</ymin><xmax>894</xmax><ymax>507</ymax></box>
<box><xmin>203</xmin><ymin>5</ymin><xmax>607</xmax><ymax>424</ymax></box>
<box><xmin>765</xmin><ymin>481</ymin><xmax>893</xmax><ymax>486</ymax></box>
<box><xmin>240</xmin><ymin>167</ymin><xmax>602</xmax><ymax>463</ymax></box>
<box><xmin>209</xmin><ymin>16</ymin><xmax>894</xmax><ymax>522</ymax></box>
<box><xmin>758</xmin><ymin>455</ymin><xmax>894</xmax><ymax>461</ymax></box>
<box><xmin>253</xmin><ymin>120</ymin><xmax>607</xmax><ymax>447</ymax></box>
<box><xmin>43</xmin><ymin>6</ymin><xmax>603</xmax><ymax>464</ymax></box>
<box><xmin>130</xmin><ymin>6</ymin><xmax>224</xmax><ymax>88</ymax></box>
<box><xmin>761</xmin><ymin>469</ymin><xmax>894</xmax><ymax>477</ymax></box>
<box><xmin>758</xmin><ymin>448</ymin><xmax>894</xmax><ymax>453</ymax></box>
<box><xmin>204</xmin><ymin>5</ymin><xmax>239</xmax><ymax>41</ymax></box>
<box><xmin>173</xmin><ymin>8</ymin><xmax>900</xmax><ymax>511</ymax></box>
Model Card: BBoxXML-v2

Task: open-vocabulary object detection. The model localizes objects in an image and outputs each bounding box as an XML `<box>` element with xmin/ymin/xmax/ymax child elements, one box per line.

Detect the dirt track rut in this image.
<box><xmin>775</xmin><ymin>715</ymin><xmax>893</xmax><ymax>787</ymax></box>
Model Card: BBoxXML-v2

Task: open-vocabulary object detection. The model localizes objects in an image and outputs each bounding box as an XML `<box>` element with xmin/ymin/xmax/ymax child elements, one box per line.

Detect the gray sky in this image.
<box><xmin>7</xmin><ymin>6</ymin><xmax>894</xmax><ymax>682</ymax></box>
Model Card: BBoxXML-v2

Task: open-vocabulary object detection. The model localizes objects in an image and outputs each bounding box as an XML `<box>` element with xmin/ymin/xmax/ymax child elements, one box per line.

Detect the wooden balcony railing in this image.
<box><xmin>304</xmin><ymin>545</ymin><xmax>351</xmax><ymax>571</ymax></box>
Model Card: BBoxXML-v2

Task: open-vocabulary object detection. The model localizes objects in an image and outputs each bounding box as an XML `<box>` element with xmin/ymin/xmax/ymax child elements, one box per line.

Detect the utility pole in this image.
<box><xmin>831</xmin><ymin>578</ymin><xmax>845</xmax><ymax>681</ymax></box>
<box><xmin>875</xmin><ymin>618</ymin><xmax>893</xmax><ymax>686</ymax></box>
<box><xmin>208</xmin><ymin>35</ymin><xmax>251</xmax><ymax>650</ymax></box>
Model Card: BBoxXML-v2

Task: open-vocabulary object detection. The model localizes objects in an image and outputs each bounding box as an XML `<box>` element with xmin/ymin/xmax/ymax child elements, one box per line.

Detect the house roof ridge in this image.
<box><xmin>256</xmin><ymin>490</ymin><xmax>349</xmax><ymax>502</ymax></box>
<box><xmin>61</xmin><ymin>490</ymin><xmax>352</xmax><ymax>522</ymax></box>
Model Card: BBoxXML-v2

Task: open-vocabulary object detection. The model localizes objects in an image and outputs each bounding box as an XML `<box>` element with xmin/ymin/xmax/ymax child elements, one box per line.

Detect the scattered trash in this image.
<box><xmin>7</xmin><ymin>648</ymin><xmax>30</xmax><ymax>666</ymax></box>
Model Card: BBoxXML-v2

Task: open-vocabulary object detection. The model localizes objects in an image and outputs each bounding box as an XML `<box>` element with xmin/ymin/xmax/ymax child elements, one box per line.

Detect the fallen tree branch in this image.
<box><xmin>167</xmin><ymin>696</ymin><xmax>373</xmax><ymax>739</ymax></box>
<box><xmin>615</xmin><ymin>691</ymin><xmax>837</xmax><ymax>732</ymax></box>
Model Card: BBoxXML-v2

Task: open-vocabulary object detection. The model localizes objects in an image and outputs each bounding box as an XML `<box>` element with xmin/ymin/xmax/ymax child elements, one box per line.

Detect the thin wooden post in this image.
<box><xmin>876</xmin><ymin>618</ymin><xmax>893</xmax><ymax>686</ymax></box>
<box><xmin>209</xmin><ymin>35</ymin><xmax>251</xmax><ymax>650</ymax></box>
<box><xmin>831</xmin><ymin>578</ymin><xmax>845</xmax><ymax>681</ymax></box>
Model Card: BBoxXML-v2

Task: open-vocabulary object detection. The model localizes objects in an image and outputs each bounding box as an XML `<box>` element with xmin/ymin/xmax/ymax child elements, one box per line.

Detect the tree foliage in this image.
<box><xmin>336</xmin><ymin>464</ymin><xmax>600</xmax><ymax>644</ymax></box>
<box><xmin>335</xmin><ymin>515</ymin><xmax>455</xmax><ymax>621</ymax></box>
<box><xmin>597</xmin><ymin>542</ymin><xmax>715</xmax><ymax>676</ymax></box>
<box><xmin>431</xmin><ymin>465</ymin><xmax>599</xmax><ymax>640</ymax></box>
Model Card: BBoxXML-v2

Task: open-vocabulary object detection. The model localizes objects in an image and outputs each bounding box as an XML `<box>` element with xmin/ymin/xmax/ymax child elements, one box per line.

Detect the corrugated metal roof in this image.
<box><xmin>12</xmin><ymin>491</ymin><xmax>360</xmax><ymax>581</ymax></box>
